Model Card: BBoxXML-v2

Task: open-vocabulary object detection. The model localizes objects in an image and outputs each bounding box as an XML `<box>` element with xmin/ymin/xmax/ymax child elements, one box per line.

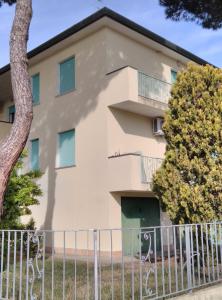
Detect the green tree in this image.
<box><xmin>160</xmin><ymin>0</ymin><xmax>222</xmax><ymax>29</ymax></box>
<box><xmin>0</xmin><ymin>0</ymin><xmax>16</xmax><ymax>5</ymax></box>
<box><xmin>0</xmin><ymin>152</ymin><xmax>42</xmax><ymax>229</ymax></box>
<box><xmin>153</xmin><ymin>63</ymin><xmax>222</xmax><ymax>224</ymax></box>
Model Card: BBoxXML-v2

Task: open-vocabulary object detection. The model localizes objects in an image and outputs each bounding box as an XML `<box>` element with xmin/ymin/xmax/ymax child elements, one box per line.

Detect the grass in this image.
<box><xmin>0</xmin><ymin>255</ymin><xmax>212</xmax><ymax>300</ymax></box>
<box><xmin>0</xmin><ymin>257</ymin><xmax>140</xmax><ymax>299</ymax></box>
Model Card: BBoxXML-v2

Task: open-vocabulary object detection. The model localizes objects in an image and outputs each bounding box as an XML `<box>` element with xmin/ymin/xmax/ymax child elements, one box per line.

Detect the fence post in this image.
<box><xmin>93</xmin><ymin>229</ymin><xmax>99</xmax><ymax>300</ymax></box>
<box><xmin>185</xmin><ymin>226</ymin><xmax>192</xmax><ymax>291</ymax></box>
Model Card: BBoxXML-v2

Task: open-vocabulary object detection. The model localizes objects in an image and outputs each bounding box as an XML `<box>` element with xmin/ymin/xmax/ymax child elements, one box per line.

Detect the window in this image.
<box><xmin>171</xmin><ymin>70</ymin><xmax>177</xmax><ymax>84</ymax></box>
<box><xmin>59</xmin><ymin>57</ymin><xmax>75</xmax><ymax>94</ymax></box>
<box><xmin>58</xmin><ymin>129</ymin><xmax>75</xmax><ymax>168</ymax></box>
<box><xmin>153</xmin><ymin>117</ymin><xmax>164</xmax><ymax>136</ymax></box>
<box><xmin>32</xmin><ymin>73</ymin><xmax>40</xmax><ymax>104</ymax></box>
<box><xmin>30</xmin><ymin>139</ymin><xmax>39</xmax><ymax>170</ymax></box>
<box><xmin>8</xmin><ymin>105</ymin><xmax>15</xmax><ymax>123</ymax></box>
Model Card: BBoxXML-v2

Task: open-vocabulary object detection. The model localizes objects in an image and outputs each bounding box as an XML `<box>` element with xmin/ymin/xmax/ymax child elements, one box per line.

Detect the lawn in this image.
<box><xmin>0</xmin><ymin>242</ymin><xmax>220</xmax><ymax>300</ymax></box>
<box><xmin>0</xmin><ymin>254</ymin><xmax>202</xmax><ymax>300</ymax></box>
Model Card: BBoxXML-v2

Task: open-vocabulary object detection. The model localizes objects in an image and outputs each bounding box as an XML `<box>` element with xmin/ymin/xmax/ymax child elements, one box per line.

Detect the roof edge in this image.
<box><xmin>0</xmin><ymin>7</ymin><xmax>213</xmax><ymax>75</ymax></box>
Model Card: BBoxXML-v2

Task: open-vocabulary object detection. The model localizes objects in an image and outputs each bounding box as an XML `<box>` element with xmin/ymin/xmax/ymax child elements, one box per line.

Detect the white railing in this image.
<box><xmin>1</xmin><ymin>222</ymin><xmax>222</xmax><ymax>299</ymax></box>
<box><xmin>141</xmin><ymin>156</ymin><xmax>163</xmax><ymax>183</ymax></box>
<box><xmin>138</xmin><ymin>72</ymin><xmax>172</xmax><ymax>104</ymax></box>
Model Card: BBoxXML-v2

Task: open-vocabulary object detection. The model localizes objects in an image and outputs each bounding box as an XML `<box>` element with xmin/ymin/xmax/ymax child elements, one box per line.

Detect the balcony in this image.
<box><xmin>108</xmin><ymin>153</ymin><xmax>163</xmax><ymax>192</ymax></box>
<box><xmin>138</xmin><ymin>72</ymin><xmax>171</xmax><ymax>104</ymax></box>
<box><xmin>107</xmin><ymin>66</ymin><xmax>171</xmax><ymax>117</ymax></box>
<box><xmin>0</xmin><ymin>121</ymin><xmax>11</xmax><ymax>141</ymax></box>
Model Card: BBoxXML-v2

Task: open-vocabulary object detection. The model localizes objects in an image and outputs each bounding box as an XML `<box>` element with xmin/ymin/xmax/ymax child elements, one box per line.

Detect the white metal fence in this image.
<box><xmin>0</xmin><ymin>222</ymin><xmax>222</xmax><ymax>299</ymax></box>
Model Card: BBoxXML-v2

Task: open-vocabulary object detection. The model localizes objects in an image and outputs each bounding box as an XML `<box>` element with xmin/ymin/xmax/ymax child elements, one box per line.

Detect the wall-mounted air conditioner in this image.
<box><xmin>153</xmin><ymin>117</ymin><xmax>164</xmax><ymax>136</ymax></box>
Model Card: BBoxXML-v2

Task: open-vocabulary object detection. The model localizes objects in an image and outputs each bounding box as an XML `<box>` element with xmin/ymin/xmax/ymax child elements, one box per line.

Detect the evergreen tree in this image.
<box><xmin>160</xmin><ymin>0</ymin><xmax>222</xmax><ymax>29</ymax></box>
<box><xmin>1</xmin><ymin>152</ymin><xmax>42</xmax><ymax>229</ymax></box>
<box><xmin>153</xmin><ymin>63</ymin><xmax>222</xmax><ymax>224</ymax></box>
<box><xmin>0</xmin><ymin>0</ymin><xmax>16</xmax><ymax>5</ymax></box>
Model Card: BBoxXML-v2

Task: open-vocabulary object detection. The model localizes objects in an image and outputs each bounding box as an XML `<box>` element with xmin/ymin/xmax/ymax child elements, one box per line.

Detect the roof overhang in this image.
<box><xmin>0</xmin><ymin>7</ymin><xmax>213</xmax><ymax>102</ymax></box>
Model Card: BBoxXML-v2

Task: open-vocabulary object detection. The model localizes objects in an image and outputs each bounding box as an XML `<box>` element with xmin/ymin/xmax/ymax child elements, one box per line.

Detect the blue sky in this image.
<box><xmin>1</xmin><ymin>0</ymin><xmax>222</xmax><ymax>67</ymax></box>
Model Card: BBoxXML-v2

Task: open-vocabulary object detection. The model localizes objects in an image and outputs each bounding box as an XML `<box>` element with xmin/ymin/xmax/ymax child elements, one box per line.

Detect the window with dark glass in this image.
<box><xmin>8</xmin><ymin>105</ymin><xmax>15</xmax><ymax>123</ymax></box>
<box><xmin>59</xmin><ymin>57</ymin><xmax>75</xmax><ymax>95</ymax></box>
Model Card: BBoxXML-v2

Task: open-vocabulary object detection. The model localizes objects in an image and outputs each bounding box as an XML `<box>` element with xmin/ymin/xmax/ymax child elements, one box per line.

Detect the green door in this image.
<box><xmin>121</xmin><ymin>197</ymin><xmax>160</xmax><ymax>256</ymax></box>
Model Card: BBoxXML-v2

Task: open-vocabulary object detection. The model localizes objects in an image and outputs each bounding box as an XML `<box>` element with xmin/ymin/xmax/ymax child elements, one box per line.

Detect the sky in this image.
<box><xmin>1</xmin><ymin>0</ymin><xmax>222</xmax><ymax>68</ymax></box>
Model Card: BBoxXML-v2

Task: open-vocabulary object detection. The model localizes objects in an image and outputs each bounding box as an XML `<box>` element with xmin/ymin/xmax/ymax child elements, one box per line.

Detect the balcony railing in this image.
<box><xmin>138</xmin><ymin>72</ymin><xmax>172</xmax><ymax>104</ymax></box>
<box><xmin>141</xmin><ymin>156</ymin><xmax>163</xmax><ymax>183</ymax></box>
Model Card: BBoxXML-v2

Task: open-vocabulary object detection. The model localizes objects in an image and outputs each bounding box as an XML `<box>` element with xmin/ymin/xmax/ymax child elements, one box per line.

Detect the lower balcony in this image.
<box><xmin>0</xmin><ymin>121</ymin><xmax>11</xmax><ymax>141</ymax></box>
<box><xmin>108</xmin><ymin>153</ymin><xmax>163</xmax><ymax>192</ymax></box>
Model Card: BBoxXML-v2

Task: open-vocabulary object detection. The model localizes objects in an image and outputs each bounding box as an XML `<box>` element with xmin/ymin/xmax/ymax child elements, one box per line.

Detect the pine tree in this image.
<box><xmin>160</xmin><ymin>0</ymin><xmax>222</xmax><ymax>30</ymax></box>
<box><xmin>153</xmin><ymin>63</ymin><xmax>222</xmax><ymax>224</ymax></box>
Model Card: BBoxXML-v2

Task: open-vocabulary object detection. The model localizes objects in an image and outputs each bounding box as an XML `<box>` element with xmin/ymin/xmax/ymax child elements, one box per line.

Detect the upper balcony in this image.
<box><xmin>107</xmin><ymin>66</ymin><xmax>171</xmax><ymax>117</ymax></box>
<box><xmin>108</xmin><ymin>153</ymin><xmax>163</xmax><ymax>192</ymax></box>
<box><xmin>0</xmin><ymin>121</ymin><xmax>11</xmax><ymax>141</ymax></box>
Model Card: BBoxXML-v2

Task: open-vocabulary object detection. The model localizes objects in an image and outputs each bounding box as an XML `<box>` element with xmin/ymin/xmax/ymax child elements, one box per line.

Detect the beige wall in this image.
<box><xmin>105</xmin><ymin>28</ymin><xmax>184</xmax><ymax>81</ymax></box>
<box><xmin>0</xmin><ymin>122</ymin><xmax>11</xmax><ymax>141</ymax></box>
<box><xmin>0</xmin><ymin>100</ymin><xmax>12</xmax><ymax>121</ymax></box>
<box><xmin>0</xmin><ymin>24</ymin><xmax>188</xmax><ymax>249</ymax></box>
<box><xmin>28</xmin><ymin>28</ymin><xmax>110</xmax><ymax>232</ymax></box>
<box><xmin>107</xmin><ymin>108</ymin><xmax>165</xmax><ymax>158</ymax></box>
<box><xmin>108</xmin><ymin>154</ymin><xmax>147</xmax><ymax>192</ymax></box>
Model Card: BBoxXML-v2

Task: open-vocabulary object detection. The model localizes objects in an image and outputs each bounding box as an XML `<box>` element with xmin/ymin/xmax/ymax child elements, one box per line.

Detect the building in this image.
<box><xmin>0</xmin><ymin>8</ymin><xmax>209</xmax><ymax>252</ymax></box>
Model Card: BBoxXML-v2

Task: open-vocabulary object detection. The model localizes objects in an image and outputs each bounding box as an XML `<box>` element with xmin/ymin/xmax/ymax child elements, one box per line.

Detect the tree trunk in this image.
<box><xmin>0</xmin><ymin>0</ymin><xmax>33</xmax><ymax>214</ymax></box>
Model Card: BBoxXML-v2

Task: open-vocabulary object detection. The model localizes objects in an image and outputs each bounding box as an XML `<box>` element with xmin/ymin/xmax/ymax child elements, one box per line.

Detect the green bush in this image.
<box><xmin>1</xmin><ymin>152</ymin><xmax>42</xmax><ymax>230</ymax></box>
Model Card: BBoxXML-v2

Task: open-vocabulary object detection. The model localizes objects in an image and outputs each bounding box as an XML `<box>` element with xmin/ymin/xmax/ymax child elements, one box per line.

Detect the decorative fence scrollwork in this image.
<box><xmin>141</xmin><ymin>230</ymin><xmax>155</xmax><ymax>298</ymax></box>
<box><xmin>0</xmin><ymin>223</ymin><xmax>221</xmax><ymax>299</ymax></box>
<box><xmin>28</xmin><ymin>231</ymin><xmax>45</xmax><ymax>300</ymax></box>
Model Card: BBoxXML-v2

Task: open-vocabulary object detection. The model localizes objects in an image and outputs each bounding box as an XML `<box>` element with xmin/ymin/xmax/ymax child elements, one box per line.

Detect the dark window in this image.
<box><xmin>8</xmin><ymin>105</ymin><xmax>15</xmax><ymax>123</ymax></box>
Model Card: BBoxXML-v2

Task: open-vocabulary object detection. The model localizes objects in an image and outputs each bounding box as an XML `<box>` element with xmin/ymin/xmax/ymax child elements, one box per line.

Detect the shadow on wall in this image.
<box><xmin>30</xmin><ymin>32</ymin><xmax>109</xmax><ymax>231</ymax></box>
<box><xmin>110</xmin><ymin>108</ymin><xmax>152</xmax><ymax>138</ymax></box>
<box><xmin>109</xmin><ymin>107</ymin><xmax>165</xmax><ymax>151</ymax></box>
<box><xmin>28</xmin><ymin>27</ymin><xmax>166</xmax><ymax>232</ymax></box>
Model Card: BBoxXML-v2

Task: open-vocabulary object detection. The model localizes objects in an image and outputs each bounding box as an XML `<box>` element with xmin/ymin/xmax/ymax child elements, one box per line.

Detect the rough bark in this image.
<box><xmin>0</xmin><ymin>0</ymin><xmax>32</xmax><ymax>214</ymax></box>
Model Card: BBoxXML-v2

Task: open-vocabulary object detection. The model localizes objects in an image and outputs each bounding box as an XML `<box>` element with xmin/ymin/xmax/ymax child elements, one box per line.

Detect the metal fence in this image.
<box><xmin>138</xmin><ymin>72</ymin><xmax>172</xmax><ymax>104</ymax></box>
<box><xmin>0</xmin><ymin>222</ymin><xmax>222</xmax><ymax>299</ymax></box>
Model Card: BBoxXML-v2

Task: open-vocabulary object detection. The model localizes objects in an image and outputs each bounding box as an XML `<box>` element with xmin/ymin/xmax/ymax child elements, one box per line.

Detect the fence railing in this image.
<box><xmin>141</xmin><ymin>156</ymin><xmax>163</xmax><ymax>183</ymax></box>
<box><xmin>0</xmin><ymin>222</ymin><xmax>222</xmax><ymax>299</ymax></box>
<box><xmin>138</xmin><ymin>72</ymin><xmax>172</xmax><ymax>104</ymax></box>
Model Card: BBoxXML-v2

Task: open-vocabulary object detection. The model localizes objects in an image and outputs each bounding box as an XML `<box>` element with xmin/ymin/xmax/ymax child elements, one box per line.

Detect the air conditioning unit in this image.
<box><xmin>153</xmin><ymin>117</ymin><xmax>164</xmax><ymax>136</ymax></box>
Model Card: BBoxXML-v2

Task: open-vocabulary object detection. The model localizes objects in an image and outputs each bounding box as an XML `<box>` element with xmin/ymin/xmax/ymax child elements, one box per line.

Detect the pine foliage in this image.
<box><xmin>160</xmin><ymin>0</ymin><xmax>222</xmax><ymax>29</ymax></box>
<box><xmin>0</xmin><ymin>0</ymin><xmax>16</xmax><ymax>6</ymax></box>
